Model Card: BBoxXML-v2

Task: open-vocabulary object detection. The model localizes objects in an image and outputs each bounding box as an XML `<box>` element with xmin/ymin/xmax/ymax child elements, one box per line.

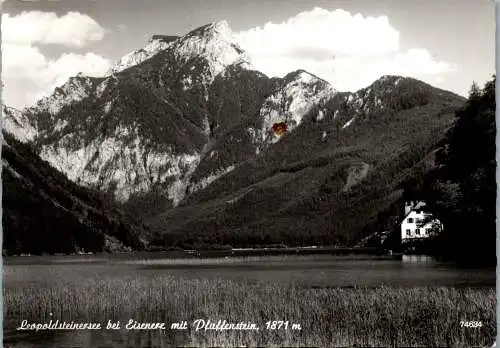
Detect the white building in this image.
<box><xmin>401</xmin><ymin>201</ymin><xmax>443</xmax><ymax>242</ymax></box>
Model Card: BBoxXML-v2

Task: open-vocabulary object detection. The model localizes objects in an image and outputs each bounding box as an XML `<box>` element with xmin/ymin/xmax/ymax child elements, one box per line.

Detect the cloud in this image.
<box><xmin>44</xmin><ymin>53</ymin><xmax>112</xmax><ymax>87</ymax></box>
<box><xmin>390</xmin><ymin>48</ymin><xmax>456</xmax><ymax>75</ymax></box>
<box><xmin>2</xmin><ymin>43</ymin><xmax>47</xmax><ymax>77</ymax></box>
<box><xmin>237</xmin><ymin>8</ymin><xmax>399</xmax><ymax>59</ymax></box>
<box><xmin>235</xmin><ymin>7</ymin><xmax>456</xmax><ymax>92</ymax></box>
<box><xmin>2</xmin><ymin>11</ymin><xmax>110</xmax><ymax>108</ymax></box>
<box><xmin>2</xmin><ymin>11</ymin><xmax>106</xmax><ymax>47</ymax></box>
<box><xmin>3</xmin><ymin>43</ymin><xmax>111</xmax><ymax>106</ymax></box>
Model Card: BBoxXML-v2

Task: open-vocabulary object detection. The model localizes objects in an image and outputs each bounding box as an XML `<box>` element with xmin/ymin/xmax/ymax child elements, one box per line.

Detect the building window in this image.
<box><xmin>415</xmin><ymin>228</ymin><xmax>421</xmax><ymax>235</ymax></box>
<box><xmin>405</xmin><ymin>229</ymin><xmax>411</xmax><ymax>236</ymax></box>
<box><xmin>408</xmin><ymin>218</ymin><xmax>414</xmax><ymax>223</ymax></box>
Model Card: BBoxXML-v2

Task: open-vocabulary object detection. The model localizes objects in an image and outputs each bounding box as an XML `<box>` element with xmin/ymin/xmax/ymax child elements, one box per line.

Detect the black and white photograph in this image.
<box><xmin>1</xmin><ymin>0</ymin><xmax>496</xmax><ymax>347</ymax></box>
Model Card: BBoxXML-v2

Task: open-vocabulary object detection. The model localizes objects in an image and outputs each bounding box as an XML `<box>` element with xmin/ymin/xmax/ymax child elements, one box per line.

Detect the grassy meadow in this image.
<box><xmin>4</xmin><ymin>272</ymin><xmax>496</xmax><ymax>347</ymax></box>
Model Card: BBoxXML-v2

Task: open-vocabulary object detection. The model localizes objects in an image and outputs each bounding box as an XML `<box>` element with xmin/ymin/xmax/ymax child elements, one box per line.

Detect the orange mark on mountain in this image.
<box><xmin>272</xmin><ymin>122</ymin><xmax>288</xmax><ymax>136</ymax></box>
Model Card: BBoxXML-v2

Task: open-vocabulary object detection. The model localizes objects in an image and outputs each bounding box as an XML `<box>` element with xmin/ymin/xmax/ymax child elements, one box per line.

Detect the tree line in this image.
<box><xmin>404</xmin><ymin>76</ymin><xmax>496</xmax><ymax>264</ymax></box>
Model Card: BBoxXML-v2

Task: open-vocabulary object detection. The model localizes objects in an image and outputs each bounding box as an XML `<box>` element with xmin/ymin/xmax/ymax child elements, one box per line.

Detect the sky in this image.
<box><xmin>1</xmin><ymin>0</ymin><xmax>495</xmax><ymax>109</ymax></box>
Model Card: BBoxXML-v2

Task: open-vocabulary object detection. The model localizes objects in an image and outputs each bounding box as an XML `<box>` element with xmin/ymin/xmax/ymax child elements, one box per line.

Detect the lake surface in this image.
<box><xmin>3</xmin><ymin>253</ymin><xmax>495</xmax><ymax>347</ymax></box>
<box><xmin>4</xmin><ymin>252</ymin><xmax>495</xmax><ymax>289</ymax></box>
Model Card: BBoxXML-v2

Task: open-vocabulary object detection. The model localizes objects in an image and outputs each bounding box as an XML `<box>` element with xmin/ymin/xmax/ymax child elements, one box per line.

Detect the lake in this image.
<box><xmin>3</xmin><ymin>253</ymin><xmax>496</xmax><ymax>347</ymax></box>
<box><xmin>4</xmin><ymin>252</ymin><xmax>495</xmax><ymax>289</ymax></box>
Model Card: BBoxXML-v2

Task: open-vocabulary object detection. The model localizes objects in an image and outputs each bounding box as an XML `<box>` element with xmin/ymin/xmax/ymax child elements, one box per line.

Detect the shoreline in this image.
<box><xmin>5</xmin><ymin>246</ymin><xmax>397</xmax><ymax>258</ymax></box>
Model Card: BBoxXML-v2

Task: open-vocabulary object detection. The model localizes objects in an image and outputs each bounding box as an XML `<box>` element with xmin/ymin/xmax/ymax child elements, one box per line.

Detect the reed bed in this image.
<box><xmin>4</xmin><ymin>272</ymin><xmax>496</xmax><ymax>347</ymax></box>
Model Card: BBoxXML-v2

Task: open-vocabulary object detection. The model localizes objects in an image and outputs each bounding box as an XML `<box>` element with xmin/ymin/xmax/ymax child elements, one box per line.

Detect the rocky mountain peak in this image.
<box><xmin>172</xmin><ymin>20</ymin><xmax>252</xmax><ymax>79</ymax></box>
<box><xmin>25</xmin><ymin>74</ymin><xmax>98</xmax><ymax>116</ymax></box>
<box><xmin>284</xmin><ymin>70</ymin><xmax>334</xmax><ymax>92</ymax></box>
<box><xmin>107</xmin><ymin>35</ymin><xmax>177</xmax><ymax>75</ymax></box>
<box><xmin>258</xmin><ymin>69</ymin><xmax>337</xmax><ymax>145</ymax></box>
<box><xmin>108</xmin><ymin>20</ymin><xmax>251</xmax><ymax>83</ymax></box>
<box><xmin>285</xmin><ymin>69</ymin><xmax>325</xmax><ymax>82</ymax></box>
<box><xmin>185</xmin><ymin>20</ymin><xmax>232</xmax><ymax>39</ymax></box>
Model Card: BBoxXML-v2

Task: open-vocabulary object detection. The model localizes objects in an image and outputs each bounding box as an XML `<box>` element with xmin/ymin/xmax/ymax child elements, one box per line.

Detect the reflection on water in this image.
<box><xmin>402</xmin><ymin>254</ymin><xmax>435</xmax><ymax>263</ymax></box>
<box><xmin>4</xmin><ymin>253</ymin><xmax>495</xmax><ymax>289</ymax></box>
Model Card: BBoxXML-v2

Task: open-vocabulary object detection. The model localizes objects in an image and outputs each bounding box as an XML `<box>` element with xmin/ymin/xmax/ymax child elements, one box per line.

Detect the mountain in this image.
<box><xmin>21</xmin><ymin>20</ymin><xmax>258</xmax><ymax>216</ymax></box>
<box><xmin>13</xmin><ymin>21</ymin><xmax>466</xmax><ymax>249</ymax></box>
<box><xmin>2</xmin><ymin>107</ymin><xmax>147</xmax><ymax>255</ymax></box>
<box><xmin>148</xmin><ymin>75</ymin><xmax>465</xmax><ymax>248</ymax></box>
